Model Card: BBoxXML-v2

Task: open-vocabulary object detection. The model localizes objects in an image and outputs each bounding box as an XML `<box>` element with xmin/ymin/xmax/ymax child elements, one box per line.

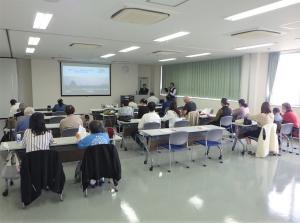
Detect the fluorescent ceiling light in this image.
<box><xmin>28</xmin><ymin>37</ymin><xmax>40</xmax><ymax>46</ymax></box>
<box><xmin>154</xmin><ymin>31</ymin><xmax>190</xmax><ymax>42</ymax></box>
<box><xmin>186</xmin><ymin>53</ymin><xmax>211</xmax><ymax>58</ymax></box>
<box><xmin>159</xmin><ymin>58</ymin><xmax>176</xmax><ymax>62</ymax></box>
<box><xmin>225</xmin><ymin>0</ymin><xmax>300</xmax><ymax>21</ymax></box>
<box><xmin>101</xmin><ymin>53</ymin><xmax>116</xmax><ymax>58</ymax></box>
<box><xmin>33</xmin><ymin>12</ymin><xmax>53</xmax><ymax>29</ymax></box>
<box><xmin>119</xmin><ymin>46</ymin><xmax>140</xmax><ymax>53</ymax></box>
<box><xmin>26</xmin><ymin>47</ymin><xmax>35</xmax><ymax>54</ymax></box>
<box><xmin>234</xmin><ymin>43</ymin><xmax>274</xmax><ymax>50</ymax></box>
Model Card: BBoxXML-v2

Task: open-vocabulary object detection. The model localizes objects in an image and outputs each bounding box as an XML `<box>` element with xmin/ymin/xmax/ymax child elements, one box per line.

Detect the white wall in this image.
<box><xmin>0</xmin><ymin>58</ymin><xmax>18</xmax><ymax>118</ymax></box>
<box><xmin>16</xmin><ymin>59</ymin><xmax>33</xmax><ymax>106</ymax></box>
<box><xmin>31</xmin><ymin>59</ymin><xmax>139</xmax><ymax>114</ymax></box>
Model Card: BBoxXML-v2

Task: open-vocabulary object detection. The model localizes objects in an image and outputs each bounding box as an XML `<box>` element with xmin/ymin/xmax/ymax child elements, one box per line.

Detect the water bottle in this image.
<box><xmin>16</xmin><ymin>134</ymin><xmax>22</xmax><ymax>143</ymax></box>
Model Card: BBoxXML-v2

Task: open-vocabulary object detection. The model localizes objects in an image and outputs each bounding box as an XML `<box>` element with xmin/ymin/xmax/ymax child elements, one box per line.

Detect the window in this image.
<box><xmin>271</xmin><ymin>53</ymin><xmax>300</xmax><ymax>106</ymax></box>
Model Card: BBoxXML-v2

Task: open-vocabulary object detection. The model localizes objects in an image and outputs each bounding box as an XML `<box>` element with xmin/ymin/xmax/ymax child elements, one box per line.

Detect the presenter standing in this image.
<box><xmin>167</xmin><ymin>82</ymin><xmax>177</xmax><ymax>101</ymax></box>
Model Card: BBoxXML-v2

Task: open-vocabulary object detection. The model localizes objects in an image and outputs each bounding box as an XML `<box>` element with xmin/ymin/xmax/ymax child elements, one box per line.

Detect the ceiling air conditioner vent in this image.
<box><xmin>111</xmin><ymin>8</ymin><xmax>169</xmax><ymax>25</ymax></box>
<box><xmin>146</xmin><ymin>0</ymin><xmax>189</xmax><ymax>7</ymax></box>
<box><xmin>69</xmin><ymin>43</ymin><xmax>103</xmax><ymax>49</ymax></box>
<box><xmin>231</xmin><ymin>29</ymin><xmax>283</xmax><ymax>39</ymax></box>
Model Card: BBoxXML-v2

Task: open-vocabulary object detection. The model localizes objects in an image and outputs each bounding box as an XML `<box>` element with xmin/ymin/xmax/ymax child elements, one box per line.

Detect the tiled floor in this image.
<box><xmin>0</xmin><ymin>139</ymin><xmax>300</xmax><ymax>223</ymax></box>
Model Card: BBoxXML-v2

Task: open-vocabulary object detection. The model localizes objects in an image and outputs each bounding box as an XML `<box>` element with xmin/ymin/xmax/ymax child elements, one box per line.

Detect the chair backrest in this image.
<box><xmin>220</xmin><ymin>116</ymin><xmax>233</xmax><ymax>127</ymax></box>
<box><xmin>187</xmin><ymin>111</ymin><xmax>200</xmax><ymax>126</ymax></box>
<box><xmin>143</xmin><ymin>122</ymin><xmax>160</xmax><ymax>130</ymax></box>
<box><xmin>169</xmin><ymin>131</ymin><xmax>189</xmax><ymax>146</ymax></box>
<box><xmin>118</xmin><ymin>115</ymin><xmax>132</xmax><ymax>122</ymax></box>
<box><xmin>53</xmin><ymin>111</ymin><xmax>66</xmax><ymax>116</ymax></box>
<box><xmin>49</xmin><ymin>116</ymin><xmax>65</xmax><ymax>124</ymax></box>
<box><xmin>61</xmin><ymin>128</ymin><xmax>78</xmax><ymax>137</ymax></box>
<box><xmin>103</xmin><ymin>115</ymin><xmax>117</xmax><ymax>128</ymax></box>
<box><xmin>256</xmin><ymin>123</ymin><xmax>273</xmax><ymax>158</ymax></box>
<box><xmin>206</xmin><ymin>129</ymin><xmax>223</xmax><ymax>143</ymax></box>
<box><xmin>174</xmin><ymin>120</ymin><xmax>190</xmax><ymax>127</ymax></box>
<box><xmin>280</xmin><ymin>123</ymin><xmax>294</xmax><ymax>135</ymax></box>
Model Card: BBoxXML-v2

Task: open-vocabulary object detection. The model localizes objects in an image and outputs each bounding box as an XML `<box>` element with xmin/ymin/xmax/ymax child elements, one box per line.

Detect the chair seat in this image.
<box><xmin>194</xmin><ymin>140</ymin><xmax>220</xmax><ymax>147</ymax></box>
<box><xmin>160</xmin><ymin>144</ymin><xmax>187</xmax><ymax>151</ymax></box>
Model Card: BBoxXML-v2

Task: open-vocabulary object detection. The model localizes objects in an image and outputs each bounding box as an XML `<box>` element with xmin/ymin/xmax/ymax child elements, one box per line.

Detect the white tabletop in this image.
<box><xmin>46</xmin><ymin>123</ymin><xmax>60</xmax><ymax>129</ymax></box>
<box><xmin>118</xmin><ymin>119</ymin><xmax>141</xmax><ymax>125</ymax></box>
<box><xmin>140</xmin><ymin>125</ymin><xmax>224</xmax><ymax>137</ymax></box>
<box><xmin>44</xmin><ymin>115</ymin><xmax>66</xmax><ymax>120</ymax></box>
<box><xmin>0</xmin><ymin>135</ymin><xmax>122</xmax><ymax>151</ymax></box>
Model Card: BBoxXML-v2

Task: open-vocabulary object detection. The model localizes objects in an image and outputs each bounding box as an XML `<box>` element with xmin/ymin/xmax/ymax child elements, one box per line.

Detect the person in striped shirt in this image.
<box><xmin>22</xmin><ymin>112</ymin><xmax>54</xmax><ymax>153</ymax></box>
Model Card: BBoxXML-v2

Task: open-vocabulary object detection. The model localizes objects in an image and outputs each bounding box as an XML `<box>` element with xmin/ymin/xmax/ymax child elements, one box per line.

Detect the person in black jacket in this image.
<box><xmin>20</xmin><ymin>150</ymin><xmax>65</xmax><ymax>206</ymax></box>
<box><xmin>81</xmin><ymin>144</ymin><xmax>121</xmax><ymax>192</ymax></box>
<box><xmin>137</xmin><ymin>99</ymin><xmax>149</xmax><ymax>119</ymax></box>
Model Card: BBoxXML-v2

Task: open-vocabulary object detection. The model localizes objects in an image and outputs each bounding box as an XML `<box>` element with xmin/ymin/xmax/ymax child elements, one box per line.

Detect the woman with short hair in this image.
<box><xmin>59</xmin><ymin>105</ymin><xmax>83</xmax><ymax>134</ymax></box>
<box><xmin>232</xmin><ymin>99</ymin><xmax>250</xmax><ymax>120</ymax></box>
<box><xmin>282</xmin><ymin>102</ymin><xmax>299</xmax><ymax>137</ymax></box>
<box><xmin>22</xmin><ymin>113</ymin><xmax>54</xmax><ymax>153</ymax></box>
<box><xmin>78</xmin><ymin>120</ymin><xmax>110</xmax><ymax>149</ymax></box>
<box><xmin>161</xmin><ymin>101</ymin><xmax>182</xmax><ymax>127</ymax></box>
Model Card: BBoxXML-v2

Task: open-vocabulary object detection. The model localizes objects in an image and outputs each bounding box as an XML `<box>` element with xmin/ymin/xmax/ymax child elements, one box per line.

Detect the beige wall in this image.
<box><xmin>31</xmin><ymin>59</ymin><xmax>139</xmax><ymax>114</ymax></box>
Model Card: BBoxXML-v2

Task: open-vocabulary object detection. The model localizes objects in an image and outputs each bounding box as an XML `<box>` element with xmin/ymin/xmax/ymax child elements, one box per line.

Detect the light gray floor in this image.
<box><xmin>0</xmin><ymin>138</ymin><xmax>300</xmax><ymax>223</ymax></box>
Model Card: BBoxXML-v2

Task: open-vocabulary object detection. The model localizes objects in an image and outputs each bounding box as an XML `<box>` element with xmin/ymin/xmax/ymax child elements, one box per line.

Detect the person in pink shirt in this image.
<box><xmin>282</xmin><ymin>102</ymin><xmax>299</xmax><ymax>137</ymax></box>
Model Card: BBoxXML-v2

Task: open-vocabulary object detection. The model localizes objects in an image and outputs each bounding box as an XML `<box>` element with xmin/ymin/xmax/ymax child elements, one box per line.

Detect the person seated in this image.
<box><xmin>9</xmin><ymin>99</ymin><xmax>20</xmax><ymax>117</ymax></box>
<box><xmin>59</xmin><ymin>105</ymin><xmax>83</xmax><ymax>134</ymax></box>
<box><xmin>14</xmin><ymin>103</ymin><xmax>25</xmax><ymax>119</ymax></box>
<box><xmin>209</xmin><ymin>98</ymin><xmax>232</xmax><ymax>126</ymax></box>
<box><xmin>242</xmin><ymin>102</ymin><xmax>274</xmax><ymax>144</ymax></box>
<box><xmin>138</xmin><ymin>102</ymin><xmax>161</xmax><ymax>129</ymax></box>
<box><xmin>273</xmin><ymin>107</ymin><xmax>283</xmax><ymax>124</ymax></box>
<box><xmin>147</xmin><ymin>92</ymin><xmax>159</xmax><ymax>105</ymax></box>
<box><xmin>15</xmin><ymin>107</ymin><xmax>35</xmax><ymax>133</ymax></box>
<box><xmin>282</xmin><ymin>102</ymin><xmax>299</xmax><ymax>137</ymax></box>
<box><xmin>22</xmin><ymin>113</ymin><xmax>54</xmax><ymax>153</ymax></box>
<box><xmin>161</xmin><ymin>101</ymin><xmax>182</xmax><ymax>128</ymax></box>
<box><xmin>139</xmin><ymin>84</ymin><xmax>149</xmax><ymax>95</ymax></box>
<box><xmin>128</xmin><ymin>98</ymin><xmax>138</xmax><ymax>109</ymax></box>
<box><xmin>82</xmin><ymin>114</ymin><xmax>91</xmax><ymax>131</ymax></box>
<box><xmin>78</xmin><ymin>120</ymin><xmax>110</xmax><ymax>149</ymax></box>
<box><xmin>182</xmin><ymin>96</ymin><xmax>197</xmax><ymax>116</ymax></box>
<box><xmin>232</xmin><ymin>99</ymin><xmax>249</xmax><ymax>121</ymax></box>
<box><xmin>160</xmin><ymin>95</ymin><xmax>173</xmax><ymax>116</ymax></box>
<box><xmin>52</xmin><ymin>98</ymin><xmax>65</xmax><ymax>112</ymax></box>
<box><xmin>137</xmin><ymin>99</ymin><xmax>149</xmax><ymax>119</ymax></box>
<box><xmin>118</xmin><ymin>100</ymin><xmax>134</xmax><ymax>117</ymax></box>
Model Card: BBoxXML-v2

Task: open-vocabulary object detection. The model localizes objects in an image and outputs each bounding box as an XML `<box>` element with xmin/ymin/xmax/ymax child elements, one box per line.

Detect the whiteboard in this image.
<box><xmin>0</xmin><ymin>58</ymin><xmax>18</xmax><ymax>118</ymax></box>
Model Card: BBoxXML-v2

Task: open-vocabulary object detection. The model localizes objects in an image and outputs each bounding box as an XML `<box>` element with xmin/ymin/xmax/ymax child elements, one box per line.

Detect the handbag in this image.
<box><xmin>243</xmin><ymin>118</ymin><xmax>252</xmax><ymax>125</ymax></box>
<box><xmin>1</xmin><ymin>151</ymin><xmax>20</xmax><ymax>180</ymax></box>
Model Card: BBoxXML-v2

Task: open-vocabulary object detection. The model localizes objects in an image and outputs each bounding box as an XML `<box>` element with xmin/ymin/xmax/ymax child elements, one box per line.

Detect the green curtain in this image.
<box><xmin>162</xmin><ymin>57</ymin><xmax>242</xmax><ymax>100</ymax></box>
<box><xmin>266</xmin><ymin>52</ymin><xmax>280</xmax><ymax>102</ymax></box>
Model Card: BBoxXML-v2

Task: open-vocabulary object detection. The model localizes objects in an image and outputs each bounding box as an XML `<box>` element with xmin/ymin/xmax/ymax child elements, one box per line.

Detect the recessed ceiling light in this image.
<box><xmin>101</xmin><ymin>53</ymin><xmax>116</xmax><ymax>58</ymax></box>
<box><xmin>119</xmin><ymin>46</ymin><xmax>140</xmax><ymax>53</ymax></box>
<box><xmin>234</xmin><ymin>43</ymin><xmax>274</xmax><ymax>50</ymax></box>
<box><xmin>154</xmin><ymin>31</ymin><xmax>190</xmax><ymax>42</ymax></box>
<box><xmin>225</xmin><ymin>0</ymin><xmax>300</xmax><ymax>21</ymax></box>
<box><xmin>26</xmin><ymin>47</ymin><xmax>35</xmax><ymax>54</ymax></box>
<box><xmin>28</xmin><ymin>37</ymin><xmax>40</xmax><ymax>46</ymax></box>
<box><xmin>33</xmin><ymin>12</ymin><xmax>53</xmax><ymax>29</ymax></box>
<box><xmin>159</xmin><ymin>58</ymin><xmax>176</xmax><ymax>62</ymax></box>
<box><xmin>186</xmin><ymin>53</ymin><xmax>211</xmax><ymax>58</ymax></box>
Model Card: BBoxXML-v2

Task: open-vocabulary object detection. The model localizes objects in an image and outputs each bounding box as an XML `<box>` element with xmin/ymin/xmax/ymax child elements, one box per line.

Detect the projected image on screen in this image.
<box><xmin>61</xmin><ymin>62</ymin><xmax>111</xmax><ymax>96</ymax></box>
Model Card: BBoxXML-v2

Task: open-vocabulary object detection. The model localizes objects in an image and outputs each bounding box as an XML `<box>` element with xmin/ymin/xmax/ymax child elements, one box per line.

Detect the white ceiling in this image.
<box><xmin>0</xmin><ymin>0</ymin><xmax>300</xmax><ymax>64</ymax></box>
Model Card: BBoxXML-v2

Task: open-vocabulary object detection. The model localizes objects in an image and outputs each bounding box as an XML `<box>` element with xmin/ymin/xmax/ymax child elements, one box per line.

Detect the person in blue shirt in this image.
<box><xmin>52</xmin><ymin>98</ymin><xmax>65</xmax><ymax>112</ymax></box>
<box><xmin>78</xmin><ymin>120</ymin><xmax>110</xmax><ymax>149</ymax></box>
<box><xmin>15</xmin><ymin>107</ymin><xmax>35</xmax><ymax>133</ymax></box>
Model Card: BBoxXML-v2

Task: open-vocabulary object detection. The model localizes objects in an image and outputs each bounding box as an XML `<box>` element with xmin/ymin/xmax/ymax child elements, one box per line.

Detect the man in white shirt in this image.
<box><xmin>138</xmin><ymin>102</ymin><xmax>161</xmax><ymax>129</ymax></box>
<box><xmin>147</xmin><ymin>92</ymin><xmax>160</xmax><ymax>105</ymax></box>
<box><xmin>9</xmin><ymin>99</ymin><xmax>20</xmax><ymax>117</ymax></box>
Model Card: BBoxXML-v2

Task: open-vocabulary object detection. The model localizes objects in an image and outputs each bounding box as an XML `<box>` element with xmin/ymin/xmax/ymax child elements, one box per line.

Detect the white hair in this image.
<box><xmin>24</xmin><ymin>107</ymin><xmax>35</xmax><ymax>116</ymax></box>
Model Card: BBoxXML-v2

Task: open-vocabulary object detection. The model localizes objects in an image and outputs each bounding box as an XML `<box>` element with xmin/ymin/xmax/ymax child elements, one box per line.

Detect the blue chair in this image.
<box><xmin>194</xmin><ymin>129</ymin><xmax>224</xmax><ymax>164</ymax></box>
<box><xmin>160</xmin><ymin>131</ymin><xmax>190</xmax><ymax>173</ymax></box>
